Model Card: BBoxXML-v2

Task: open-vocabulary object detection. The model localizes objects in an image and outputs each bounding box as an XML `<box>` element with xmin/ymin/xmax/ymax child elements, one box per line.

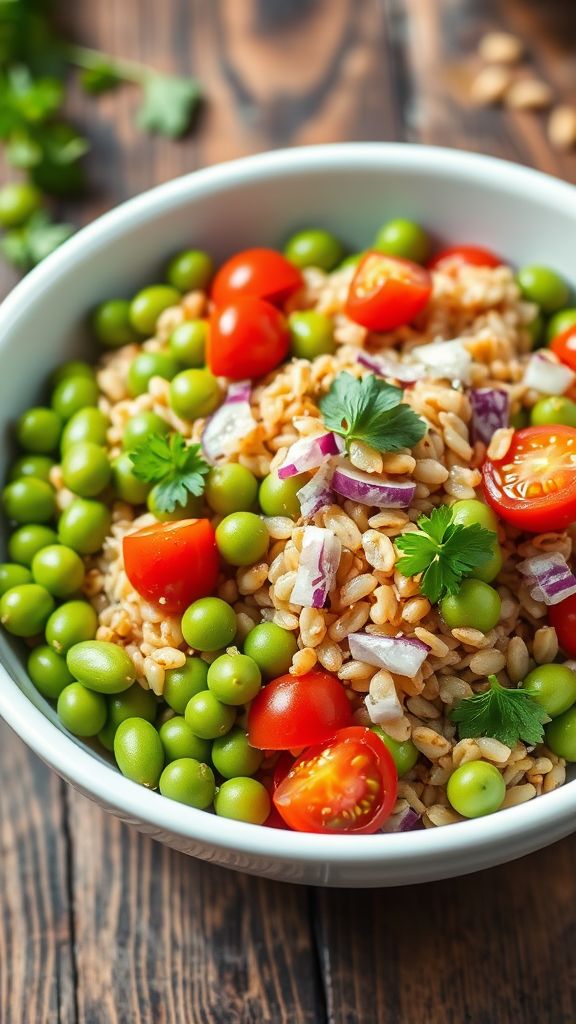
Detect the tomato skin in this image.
<box><xmin>551</xmin><ymin>327</ymin><xmax>576</xmax><ymax>372</ymax></box>
<box><xmin>211</xmin><ymin>248</ymin><xmax>303</xmax><ymax>306</ymax></box>
<box><xmin>482</xmin><ymin>426</ymin><xmax>576</xmax><ymax>533</ymax></box>
<box><xmin>207</xmin><ymin>296</ymin><xmax>290</xmax><ymax>380</ymax></box>
<box><xmin>247</xmin><ymin>670</ymin><xmax>352</xmax><ymax>750</ymax></box>
<box><xmin>549</xmin><ymin>596</ymin><xmax>576</xmax><ymax>658</ymax></box>
<box><xmin>273</xmin><ymin>726</ymin><xmax>398</xmax><ymax>834</ymax></box>
<box><xmin>345</xmin><ymin>251</ymin><xmax>432</xmax><ymax>332</ymax></box>
<box><xmin>123</xmin><ymin>518</ymin><xmax>219</xmax><ymax>615</ymax></box>
<box><xmin>428</xmin><ymin>245</ymin><xmax>501</xmax><ymax>271</ymax></box>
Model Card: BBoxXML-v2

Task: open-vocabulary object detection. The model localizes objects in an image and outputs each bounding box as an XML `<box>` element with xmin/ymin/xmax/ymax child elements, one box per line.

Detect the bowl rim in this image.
<box><xmin>1</xmin><ymin>141</ymin><xmax>576</xmax><ymax>868</ymax></box>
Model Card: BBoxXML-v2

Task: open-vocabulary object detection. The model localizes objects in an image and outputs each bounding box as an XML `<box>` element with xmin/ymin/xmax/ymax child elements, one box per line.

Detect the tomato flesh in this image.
<box><xmin>428</xmin><ymin>244</ymin><xmax>501</xmax><ymax>271</ymax></box>
<box><xmin>247</xmin><ymin>670</ymin><xmax>352</xmax><ymax>750</ymax></box>
<box><xmin>549</xmin><ymin>595</ymin><xmax>576</xmax><ymax>658</ymax></box>
<box><xmin>123</xmin><ymin>518</ymin><xmax>219</xmax><ymax>615</ymax></box>
<box><xmin>482</xmin><ymin>426</ymin><xmax>576</xmax><ymax>532</ymax></box>
<box><xmin>211</xmin><ymin>247</ymin><xmax>303</xmax><ymax>307</ymax></box>
<box><xmin>273</xmin><ymin>726</ymin><xmax>398</xmax><ymax>834</ymax></box>
<box><xmin>345</xmin><ymin>251</ymin><xmax>432</xmax><ymax>332</ymax></box>
<box><xmin>551</xmin><ymin>326</ymin><xmax>576</xmax><ymax>373</ymax></box>
<box><xmin>207</xmin><ymin>296</ymin><xmax>289</xmax><ymax>380</ymax></box>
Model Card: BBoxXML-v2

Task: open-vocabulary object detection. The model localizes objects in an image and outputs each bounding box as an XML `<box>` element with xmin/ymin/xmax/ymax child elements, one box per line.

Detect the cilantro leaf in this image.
<box><xmin>129</xmin><ymin>432</ymin><xmax>210</xmax><ymax>513</ymax></box>
<box><xmin>450</xmin><ymin>675</ymin><xmax>549</xmax><ymax>748</ymax></box>
<box><xmin>395</xmin><ymin>505</ymin><xmax>497</xmax><ymax>604</ymax></box>
<box><xmin>0</xmin><ymin>211</ymin><xmax>75</xmax><ymax>270</ymax></box>
<box><xmin>79</xmin><ymin>63</ymin><xmax>123</xmax><ymax>95</ymax></box>
<box><xmin>319</xmin><ymin>372</ymin><xmax>426</xmax><ymax>453</ymax></box>
<box><xmin>136</xmin><ymin>74</ymin><xmax>201</xmax><ymax>138</ymax></box>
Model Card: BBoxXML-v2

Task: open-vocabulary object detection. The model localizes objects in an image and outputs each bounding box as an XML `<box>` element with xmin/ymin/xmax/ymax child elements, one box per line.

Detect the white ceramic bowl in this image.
<box><xmin>1</xmin><ymin>144</ymin><xmax>576</xmax><ymax>887</ymax></box>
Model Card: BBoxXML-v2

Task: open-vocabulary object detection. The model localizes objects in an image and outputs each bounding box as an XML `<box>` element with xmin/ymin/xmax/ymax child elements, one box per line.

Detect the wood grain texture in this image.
<box><xmin>2</xmin><ymin>1</ymin><xmax>576</xmax><ymax>1021</ymax></box>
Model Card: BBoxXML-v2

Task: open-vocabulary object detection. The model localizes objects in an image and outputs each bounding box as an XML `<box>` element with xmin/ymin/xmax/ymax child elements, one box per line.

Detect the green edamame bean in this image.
<box><xmin>61</xmin><ymin>408</ymin><xmax>109</xmax><ymax>451</ymax></box>
<box><xmin>0</xmin><ymin>583</ymin><xmax>54</xmax><ymax>637</ymax></box>
<box><xmin>371</xmin><ymin>725</ymin><xmax>419</xmax><ymax>776</ymax></box>
<box><xmin>146</xmin><ymin>484</ymin><xmax>202</xmax><ymax>521</ymax></box>
<box><xmin>114</xmin><ymin>718</ymin><xmax>164</xmax><ymax>787</ymax></box>
<box><xmin>546</xmin><ymin>707</ymin><xmax>576</xmax><ymax>762</ymax></box>
<box><xmin>205</xmin><ymin>463</ymin><xmax>258</xmax><ymax>516</ymax></box>
<box><xmin>184</xmin><ymin>691</ymin><xmax>236</xmax><ymax>739</ymax></box>
<box><xmin>166</xmin><ymin>249</ymin><xmax>214</xmax><ymax>292</ymax></box>
<box><xmin>129</xmin><ymin>285</ymin><xmax>181</xmax><ymax>336</ymax></box>
<box><xmin>527</xmin><ymin>311</ymin><xmax>544</xmax><ymax>349</ymax></box>
<box><xmin>450</xmin><ymin>499</ymin><xmax>502</xmax><ymax>583</ymax></box>
<box><xmin>284</xmin><ymin>229</ymin><xmax>344</xmax><ymax>272</ymax></box>
<box><xmin>108</xmin><ymin>686</ymin><xmax>157</xmax><ymax>728</ymax></box>
<box><xmin>31</xmin><ymin>544</ymin><xmax>85</xmax><ymax>597</ymax></box>
<box><xmin>159</xmin><ymin>716</ymin><xmax>211</xmax><ymax>763</ymax></box>
<box><xmin>8</xmin><ymin>524</ymin><xmax>58</xmax><ymax>566</ymax></box>
<box><xmin>169</xmin><ymin>368</ymin><xmax>220</xmax><ymax>420</ymax></box>
<box><xmin>97</xmin><ymin>719</ymin><xmax>117</xmax><ymax>752</ymax></box>
<box><xmin>57</xmin><ymin>498</ymin><xmax>111</xmax><ymax>554</ymax></box>
<box><xmin>57</xmin><ymin>682</ymin><xmax>107</xmax><ymax>737</ymax></box>
<box><xmin>258</xmin><ymin>472</ymin><xmax>303</xmax><ymax>519</ymax></box>
<box><xmin>373</xmin><ymin>218</ymin><xmax>430</xmax><ymax>263</ymax></box>
<box><xmin>66</xmin><ymin>640</ymin><xmax>135</xmax><ymax>693</ymax></box>
<box><xmin>127</xmin><ymin>351</ymin><xmax>180</xmax><ymax>398</ymax></box>
<box><xmin>50</xmin><ymin>361</ymin><xmax>95</xmax><ymax>387</ymax></box>
<box><xmin>517</xmin><ymin>265</ymin><xmax>570</xmax><ymax>314</ymax></box>
<box><xmin>27</xmin><ymin>645</ymin><xmax>74</xmax><ymax>700</ymax></box>
<box><xmin>46</xmin><ymin>601</ymin><xmax>98</xmax><ymax>654</ymax></box>
<box><xmin>521</xmin><ymin>663</ymin><xmax>576</xmax><ymax>718</ymax></box>
<box><xmin>92</xmin><ymin>299</ymin><xmax>139</xmax><ymax>348</ymax></box>
<box><xmin>211</xmin><ymin>728</ymin><xmax>263</xmax><ymax>779</ymax></box>
<box><xmin>0</xmin><ymin>182</ymin><xmax>42</xmax><ymax>228</ymax></box>
<box><xmin>9</xmin><ymin>455</ymin><xmax>54</xmax><ymax>483</ymax></box>
<box><xmin>121</xmin><ymin>411</ymin><xmax>169</xmax><ymax>450</ymax></box>
<box><xmin>440</xmin><ymin>579</ymin><xmax>501</xmax><ymax>632</ymax></box>
<box><xmin>159</xmin><ymin>757</ymin><xmax>215</xmax><ymax>808</ymax></box>
<box><xmin>0</xmin><ymin>562</ymin><xmax>32</xmax><ymax>596</ymax></box>
<box><xmin>215</xmin><ymin>511</ymin><xmax>269</xmax><ymax>566</ymax></box>
<box><xmin>181</xmin><ymin>597</ymin><xmax>237</xmax><ymax>652</ymax></box>
<box><xmin>16</xmin><ymin>407</ymin><xmax>62</xmax><ymax>453</ymax></box>
<box><xmin>288</xmin><ymin>310</ymin><xmax>335</xmax><ymax>359</ymax></box>
<box><xmin>546</xmin><ymin>308</ymin><xmax>576</xmax><ymax>343</ymax></box>
<box><xmin>447</xmin><ymin>761</ymin><xmax>506</xmax><ymax>818</ymax></box>
<box><xmin>243</xmin><ymin>622</ymin><xmax>298</xmax><ymax>680</ymax></box>
<box><xmin>207</xmin><ymin>652</ymin><xmax>262</xmax><ymax>705</ymax></box>
<box><xmin>112</xmin><ymin>453</ymin><xmax>151</xmax><ymax>505</ymax></box>
<box><xmin>169</xmin><ymin>320</ymin><xmax>208</xmax><ymax>367</ymax></box>
<box><xmin>214</xmin><ymin>777</ymin><xmax>271</xmax><ymax>824</ymax></box>
<box><xmin>2</xmin><ymin>477</ymin><xmax>55</xmax><ymax>524</ymax></box>
<box><xmin>62</xmin><ymin>441</ymin><xmax>111</xmax><ymax>497</ymax></box>
<box><xmin>51</xmin><ymin>376</ymin><xmax>99</xmax><ymax>421</ymax></box>
<box><xmin>531</xmin><ymin>396</ymin><xmax>576</xmax><ymax>428</ymax></box>
<box><xmin>164</xmin><ymin>656</ymin><xmax>209</xmax><ymax>713</ymax></box>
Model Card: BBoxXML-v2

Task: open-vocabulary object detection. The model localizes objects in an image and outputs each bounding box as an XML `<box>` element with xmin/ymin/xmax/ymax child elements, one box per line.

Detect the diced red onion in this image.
<box><xmin>297</xmin><ymin>464</ymin><xmax>334</xmax><ymax>518</ymax></box>
<box><xmin>349</xmin><ymin>631</ymin><xmax>430</xmax><ymax>676</ymax></box>
<box><xmin>517</xmin><ymin>553</ymin><xmax>576</xmax><ymax>606</ymax></box>
<box><xmin>411</xmin><ymin>338</ymin><xmax>472</xmax><ymax>384</ymax></box>
<box><xmin>290</xmin><ymin>526</ymin><xmax>341</xmax><ymax>609</ymax></box>
<box><xmin>357</xmin><ymin>351</ymin><xmax>426</xmax><ymax>384</ymax></box>
<box><xmin>380</xmin><ymin>807</ymin><xmax>423</xmax><ymax>833</ymax></box>
<box><xmin>277</xmin><ymin>432</ymin><xmax>345</xmax><ymax>479</ymax></box>
<box><xmin>523</xmin><ymin>352</ymin><xmax>575</xmax><ymax>395</ymax></box>
<box><xmin>332</xmin><ymin>463</ymin><xmax>416</xmax><ymax>508</ymax></box>
<box><xmin>469</xmin><ymin>387</ymin><xmax>509</xmax><ymax>445</ymax></box>
<box><xmin>201</xmin><ymin>381</ymin><xmax>256</xmax><ymax>464</ymax></box>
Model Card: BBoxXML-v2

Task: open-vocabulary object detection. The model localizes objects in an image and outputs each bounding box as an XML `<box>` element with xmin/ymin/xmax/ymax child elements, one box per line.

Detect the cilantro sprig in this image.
<box><xmin>319</xmin><ymin>372</ymin><xmax>426</xmax><ymax>453</ymax></box>
<box><xmin>395</xmin><ymin>505</ymin><xmax>496</xmax><ymax>604</ymax></box>
<box><xmin>129</xmin><ymin>432</ymin><xmax>210</xmax><ymax>514</ymax></box>
<box><xmin>450</xmin><ymin>675</ymin><xmax>549</xmax><ymax>748</ymax></box>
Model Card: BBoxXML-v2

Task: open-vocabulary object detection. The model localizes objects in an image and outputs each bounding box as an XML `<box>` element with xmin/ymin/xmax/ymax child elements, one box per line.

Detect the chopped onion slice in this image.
<box><xmin>517</xmin><ymin>552</ymin><xmax>576</xmax><ymax>606</ymax></box>
<box><xmin>332</xmin><ymin>462</ymin><xmax>416</xmax><ymax>508</ymax></box>
<box><xmin>201</xmin><ymin>381</ymin><xmax>256</xmax><ymax>464</ymax></box>
<box><xmin>469</xmin><ymin>387</ymin><xmax>509</xmax><ymax>445</ymax></box>
<box><xmin>277</xmin><ymin>432</ymin><xmax>345</xmax><ymax>479</ymax></box>
<box><xmin>349</xmin><ymin>631</ymin><xmax>430</xmax><ymax>676</ymax></box>
<box><xmin>380</xmin><ymin>807</ymin><xmax>422</xmax><ymax>833</ymax></box>
<box><xmin>357</xmin><ymin>351</ymin><xmax>426</xmax><ymax>383</ymax></box>
<box><xmin>297</xmin><ymin>464</ymin><xmax>334</xmax><ymax>517</ymax></box>
<box><xmin>411</xmin><ymin>337</ymin><xmax>472</xmax><ymax>384</ymax></box>
<box><xmin>523</xmin><ymin>352</ymin><xmax>575</xmax><ymax>395</ymax></box>
<box><xmin>290</xmin><ymin>526</ymin><xmax>341</xmax><ymax>609</ymax></box>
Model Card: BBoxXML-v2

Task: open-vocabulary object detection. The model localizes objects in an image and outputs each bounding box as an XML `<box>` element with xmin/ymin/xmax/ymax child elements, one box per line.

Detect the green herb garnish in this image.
<box><xmin>319</xmin><ymin>372</ymin><xmax>426</xmax><ymax>453</ymax></box>
<box><xmin>450</xmin><ymin>675</ymin><xmax>549</xmax><ymax>748</ymax></box>
<box><xmin>395</xmin><ymin>505</ymin><xmax>496</xmax><ymax>604</ymax></box>
<box><xmin>129</xmin><ymin>432</ymin><xmax>210</xmax><ymax>514</ymax></box>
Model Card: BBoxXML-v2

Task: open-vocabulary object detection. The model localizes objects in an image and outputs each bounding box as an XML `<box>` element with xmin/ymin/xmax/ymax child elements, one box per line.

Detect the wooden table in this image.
<box><xmin>2</xmin><ymin>2</ymin><xmax>576</xmax><ymax>1021</ymax></box>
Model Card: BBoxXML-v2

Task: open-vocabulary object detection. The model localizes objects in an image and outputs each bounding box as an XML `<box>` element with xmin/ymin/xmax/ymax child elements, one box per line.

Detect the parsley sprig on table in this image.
<box><xmin>450</xmin><ymin>675</ymin><xmax>549</xmax><ymax>748</ymax></box>
<box><xmin>319</xmin><ymin>372</ymin><xmax>426</xmax><ymax>453</ymax></box>
<box><xmin>129</xmin><ymin>432</ymin><xmax>210</xmax><ymax>514</ymax></box>
<box><xmin>395</xmin><ymin>505</ymin><xmax>496</xmax><ymax>604</ymax></box>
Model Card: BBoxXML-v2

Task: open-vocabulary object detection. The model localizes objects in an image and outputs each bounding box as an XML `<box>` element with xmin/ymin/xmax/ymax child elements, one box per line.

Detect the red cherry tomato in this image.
<box><xmin>211</xmin><ymin>247</ymin><xmax>303</xmax><ymax>307</ymax></box>
<box><xmin>482</xmin><ymin>426</ymin><xmax>576</xmax><ymax>532</ymax></box>
<box><xmin>247</xmin><ymin>670</ymin><xmax>352</xmax><ymax>750</ymax></box>
<box><xmin>207</xmin><ymin>296</ymin><xmax>290</xmax><ymax>380</ymax></box>
<box><xmin>428</xmin><ymin>245</ymin><xmax>502</xmax><ymax>271</ymax></box>
<box><xmin>551</xmin><ymin>326</ymin><xmax>576</xmax><ymax>372</ymax></box>
<box><xmin>344</xmin><ymin>251</ymin><xmax>432</xmax><ymax>332</ymax></box>
<box><xmin>549</xmin><ymin>595</ymin><xmax>576</xmax><ymax>657</ymax></box>
<box><xmin>257</xmin><ymin>771</ymin><xmax>290</xmax><ymax>829</ymax></box>
<box><xmin>273</xmin><ymin>752</ymin><xmax>294</xmax><ymax>789</ymax></box>
<box><xmin>123</xmin><ymin>519</ymin><xmax>219</xmax><ymax>615</ymax></box>
<box><xmin>273</xmin><ymin>726</ymin><xmax>398</xmax><ymax>834</ymax></box>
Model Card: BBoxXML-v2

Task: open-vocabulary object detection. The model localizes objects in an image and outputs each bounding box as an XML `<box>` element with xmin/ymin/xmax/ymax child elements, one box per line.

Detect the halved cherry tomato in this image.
<box><xmin>344</xmin><ymin>251</ymin><xmax>432</xmax><ymax>332</ymax></box>
<box><xmin>273</xmin><ymin>726</ymin><xmax>398</xmax><ymax>834</ymax></box>
<box><xmin>208</xmin><ymin>296</ymin><xmax>289</xmax><ymax>380</ymax></box>
<box><xmin>258</xmin><ymin>771</ymin><xmax>290</xmax><ymax>829</ymax></box>
<box><xmin>247</xmin><ymin>670</ymin><xmax>352</xmax><ymax>750</ymax></box>
<box><xmin>211</xmin><ymin>247</ymin><xmax>303</xmax><ymax>307</ymax></box>
<box><xmin>428</xmin><ymin>244</ymin><xmax>501</xmax><ymax>271</ymax></box>
<box><xmin>273</xmin><ymin>752</ymin><xmax>294</xmax><ymax>789</ymax></box>
<box><xmin>549</xmin><ymin>595</ymin><xmax>576</xmax><ymax>658</ymax></box>
<box><xmin>123</xmin><ymin>518</ymin><xmax>219</xmax><ymax>615</ymax></box>
<box><xmin>551</xmin><ymin>326</ymin><xmax>576</xmax><ymax>372</ymax></box>
<box><xmin>482</xmin><ymin>425</ymin><xmax>576</xmax><ymax>532</ymax></box>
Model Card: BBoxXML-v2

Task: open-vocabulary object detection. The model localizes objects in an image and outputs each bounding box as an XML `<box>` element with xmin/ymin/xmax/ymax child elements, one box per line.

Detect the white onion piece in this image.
<box><xmin>349</xmin><ymin>631</ymin><xmax>430</xmax><ymax>676</ymax></box>
<box><xmin>411</xmin><ymin>338</ymin><xmax>472</xmax><ymax>384</ymax></box>
<box><xmin>332</xmin><ymin>463</ymin><xmax>416</xmax><ymax>508</ymax></box>
<box><xmin>469</xmin><ymin>387</ymin><xmax>509</xmax><ymax>445</ymax></box>
<box><xmin>290</xmin><ymin>526</ymin><xmax>341</xmax><ymax>609</ymax></box>
<box><xmin>297</xmin><ymin>464</ymin><xmax>334</xmax><ymax>518</ymax></box>
<box><xmin>201</xmin><ymin>381</ymin><xmax>256</xmax><ymax>464</ymax></box>
<box><xmin>517</xmin><ymin>553</ymin><xmax>576</xmax><ymax>606</ymax></box>
<box><xmin>523</xmin><ymin>352</ymin><xmax>575</xmax><ymax>395</ymax></box>
<box><xmin>277</xmin><ymin>432</ymin><xmax>345</xmax><ymax>479</ymax></box>
<box><xmin>356</xmin><ymin>351</ymin><xmax>426</xmax><ymax>383</ymax></box>
<box><xmin>380</xmin><ymin>807</ymin><xmax>422</xmax><ymax>833</ymax></box>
